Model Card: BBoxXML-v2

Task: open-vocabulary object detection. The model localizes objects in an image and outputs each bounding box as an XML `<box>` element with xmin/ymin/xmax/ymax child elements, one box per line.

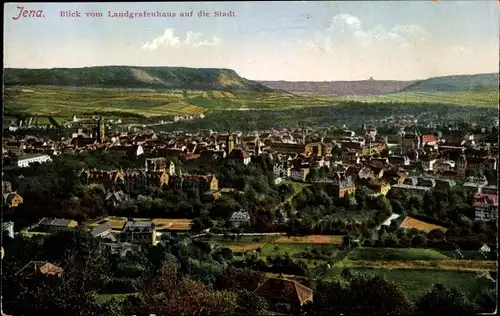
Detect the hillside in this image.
<box><xmin>402</xmin><ymin>73</ymin><xmax>499</xmax><ymax>92</ymax></box>
<box><xmin>258</xmin><ymin>73</ymin><xmax>499</xmax><ymax>96</ymax></box>
<box><xmin>3</xmin><ymin>66</ymin><xmax>271</xmax><ymax>92</ymax></box>
<box><xmin>258</xmin><ymin>80</ymin><xmax>419</xmax><ymax>96</ymax></box>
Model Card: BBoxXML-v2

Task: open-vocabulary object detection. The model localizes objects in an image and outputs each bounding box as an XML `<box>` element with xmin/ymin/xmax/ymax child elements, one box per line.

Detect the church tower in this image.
<box><xmin>96</xmin><ymin>116</ymin><xmax>105</xmax><ymax>143</ymax></box>
<box><xmin>255</xmin><ymin>134</ymin><xmax>261</xmax><ymax>156</ymax></box>
<box><xmin>226</xmin><ymin>131</ymin><xmax>234</xmax><ymax>155</ymax></box>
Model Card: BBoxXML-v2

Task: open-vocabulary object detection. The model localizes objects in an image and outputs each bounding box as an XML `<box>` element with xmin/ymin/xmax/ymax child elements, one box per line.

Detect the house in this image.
<box><xmin>2</xmin><ymin>221</ymin><xmax>14</xmax><ymax>239</ymax></box>
<box><xmin>37</xmin><ymin>218</ymin><xmax>78</xmax><ymax>233</ymax></box>
<box><xmin>313</xmin><ymin>176</ymin><xmax>356</xmax><ymax>199</ymax></box>
<box><xmin>253</xmin><ymin>275</ymin><xmax>313</xmax><ymax>313</ymax></box>
<box><xmin>181</xmin><ymin>174</ymin><xmax>219</xmax><ymax>195</ymax></box>
<box><xmin>3</xmin><ymin>192</ymin><xmax>23</xmax><ymax>208</ymax></box>
<box><xmin>101</xmin><ymin>242</ymin><xmax>142</xmax><ymax>257</ymax></box>
<box><xmin>16</xmin><ymin>261</ymin><xmax>64</xmax><ymax>278</ymax></box>
<box><xmin>90</xmin><ymin>222</ymin><xmax>112</xmax><ymax>238</ymax></box>
<box><xmin>462</xmin><ymin>177</ymin><xmax>489</xmax><ymax>194</ymax></box>
<box><xmin>229</xmin><ymin>210</ymin><xmax>251</xmax><ymax>228</ymax></box>
<box><xmin>13</xmin><ymin>153</ymin><xmax>52</xmax><ymax>168</ymax></box>
<box><xmin>123</xmin><ymin>170</ymin><xmax>148</xmax><ymax>193</ymax></box>
<box><xmin>121</xmin><ymin>221</ymin><xmax>157</xmax><ymax>245</ymax></box>
<box><xmin>290</xmin><ymin>167</ymin><xmax>310</xmax><ymax>182</ymax></box>
<box><xmin>227</xmin><ymin>149</ymin><xmax>251</xmax><ymax>165</ymax></box>
<box><xmin>388</xmin><ymin>155</ymin><xmax>410</xmax><ymax>167</ymax></box>
<box><xmin>473</xmin><ymin>193</ymin><xmax>498</xmax><ymax>222</ymax></box>
<box><xmin>2</xmin><ymin>181</ymin><xmax>12</xmax><ymax>195</ymax></box>
<box><xmin>434</xmin><ymin>179</ymin><xmax>457</xmax><ymax>190</ymax></box>
<box><xmin>390</xmin><ymin>178</ymin><xmax>431</xmax><ymax>196</ymax></box>
<box><xmin>273</xmin><ymin>163</ymin><xmax>291</xmax><ymax>178</ymax></box>
<box><xmin>145</xmin><ymin>157</ymin><xmax>176</xmax><ymax>175</ymax></box>
<box><xmin>105</xmin><ymin>190</ymin><xmax>129</xmax><ymax>207</ymax></box>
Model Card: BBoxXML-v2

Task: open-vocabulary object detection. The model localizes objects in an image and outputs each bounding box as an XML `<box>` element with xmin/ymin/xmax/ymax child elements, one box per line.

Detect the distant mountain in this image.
<box><xmin>402</xmin><ymin>73</ymin><xmax>499</xmax><ymax>92</ymax></box>
<box><xmin>258</xmin><ymin>80</ymin><xmax>418</xmax><ymax>96</ymax></box>
<box><xmin>258</xmin><ymin>73</ymin><xmax>499</xmax><ymax>95</ymax></box>
<box><xmin>3</xmin><ymin>66</ymin><xmax>270</xmax><ymax>91</ymax></box>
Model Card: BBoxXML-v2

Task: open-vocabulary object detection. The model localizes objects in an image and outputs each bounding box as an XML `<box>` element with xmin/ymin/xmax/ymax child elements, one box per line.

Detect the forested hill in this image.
<box><xmin>258</xmin><ymin>73</ymin><xmax>499</xmax><ymax>95</ymax></box>
<box><xmin>402</xmin><ymin>73</ymin><xmax>499</xmax><ymax>92</ymax></box>
<box><xmin>3</xmin><ymin>66</ymin><xmax>271</xmax><ymax>91</ymax></box>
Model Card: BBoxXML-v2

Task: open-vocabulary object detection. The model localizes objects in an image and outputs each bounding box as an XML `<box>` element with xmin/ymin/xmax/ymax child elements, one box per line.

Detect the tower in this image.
<box><xmin>96</xmin><ymin>116</ymin><xmax>105</xmax><ymax>143</ymax></box>
<box><xmin>255</xmin><ymin>134</ymin><xmax>261</xmax><ymax>157</ymax></box>
<box><xmin>226</xmin><ymin>130</ymin><xmax>234</xmax><ymax>155</ymax></box>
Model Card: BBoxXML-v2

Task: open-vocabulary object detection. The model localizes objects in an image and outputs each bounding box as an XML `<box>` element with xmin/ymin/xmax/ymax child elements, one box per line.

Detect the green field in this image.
<box><xmin>346</xmin><ymin>247</ymin><xmax>450</xmax><ymax>261</ymax></box>
<box><xmin>5</xmin><ymin>85</ymin><xmax>497</xmax><ymax>122</ymax></box>
<box><xmin>337</xmin><ymin>91</ymin><xmax>499</xmax><ymax>107</ymax></box>
<box><xmin>315</xmin><ymin>267</ymin><xmax>495</xmax><ymax>302</ymax></box>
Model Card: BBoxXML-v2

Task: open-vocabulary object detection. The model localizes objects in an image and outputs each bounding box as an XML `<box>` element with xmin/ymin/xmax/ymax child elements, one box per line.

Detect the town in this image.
<box><xmin>2</xmin><ymin>1</ymin><xmax>498</xmax><ymax>315</ymax></box>
<box><xmin>2</xmin><ymin>112</ymin><xmax>498</xmax><ymax>315</ymax></box>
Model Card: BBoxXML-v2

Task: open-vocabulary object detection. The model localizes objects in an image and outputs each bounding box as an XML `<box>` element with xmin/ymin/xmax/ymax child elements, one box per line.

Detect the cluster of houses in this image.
<box><xmin>3</xmin><ymin>123</ymin><xmax>499</xmax><ymax>224</ymax></box>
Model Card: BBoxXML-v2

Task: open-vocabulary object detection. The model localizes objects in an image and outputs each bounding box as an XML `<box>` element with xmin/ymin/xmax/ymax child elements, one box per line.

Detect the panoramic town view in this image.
<box><xmin>2</xmin><ymin>2</ymin><xmax>498</xmax><ymax>315</ymax></box>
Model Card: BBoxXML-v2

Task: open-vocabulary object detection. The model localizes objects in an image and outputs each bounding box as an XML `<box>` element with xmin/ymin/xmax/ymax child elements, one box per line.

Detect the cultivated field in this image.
<box><xmin>399</xmin><ymin>216</ymin><xmax>447</xmax><ymax>232</ymax></box>
<box><xmin>346</xmin><ymin>247</ymin><xmax>449</xmax><ymax>261</ymax></box>
<box><xmin>87</xmin><ymin>216</ymin><xmax>192</xmax><ymax>231</ymax></box>
<box><xmin>274</xmin><ymin>235</ymin><xmax>344</xmax><ymax>245</ymax></box>
<box><xmin>4</xmin><ymin>87</ymin><xmax>206</xmax><ymax>118</ymax></box>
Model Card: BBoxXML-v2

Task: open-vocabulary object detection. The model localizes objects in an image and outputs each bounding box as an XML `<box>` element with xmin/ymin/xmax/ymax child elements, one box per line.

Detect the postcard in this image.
<box><xmin>2</xmin><ymin>2</ymin><xmax>499</xmax><ymax>316</ymax></box>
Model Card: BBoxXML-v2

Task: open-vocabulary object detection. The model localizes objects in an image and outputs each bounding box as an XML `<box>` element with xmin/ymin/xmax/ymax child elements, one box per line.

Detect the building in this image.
<box><xmin>313</xmin><ymin>176</ymin><xmax>356</xmax><ymax>199</ymax></box>
<box><xmin>37</xmin><ymin>218</ymin><xmax>78</xmax><ymax>233</ymax></box>
<box><xmin>145</xmin><ymin>157</ymin><xmax>176</xmax><ymax>175</ymax></box>
<box><xmin>2</xmin><ymin>181</ymin><xmax>12</xmax><ymax>195</ymax></box>
<box><xmin>3</xmin><ymin>192</ymin><xmax>23</xmax><ymax>208</ymax></box>
<box><xmin>96</xmin><ymin>116</ymin><xmax>105</xmax><ymax>143</ymax></box>
<box><xmin>289</xmin><ymin>166</ymin><xmax>310</xmax><ymax>182</ymax></box>
<box><xmin>473</xmin><ymin>193</ymin><xmax>498</xmax><ymax>222</ymax></box>
<box><xmin>2</xmin><ymin>221</ymin><xmax>14</xmax><ymax>239</ymax></box>
<box><xmin>105</xmin><ymin>190</ymin><xmax>129</xmax><ymax>207</ymax></box>
<box><xmin>253</xmin><ymin>275</ymin><xmax>313</xmax><ymax>313</ymax></box>
<box><xmin>122</xmin><ymin>221</ymin><xmax>157</xmax><ymax>245</ymax></box>
<box><xmin>229</xmin><ymin>210</ymin><xmax>251</xmax><ymax>228</ymax></box>
<box><xmin>101</xmin><ymin>242</ymin><xmax>142</xmax><ymax>257</ymax></box>
<box><xmin>227</xmin><ymin>149</ymin><xmax>251</xmax><ymax>165</ymax></box>
<box><xmin>90</xmin><ymin>222</ymin><xmax>113</xmax><ymax>238</ymax></box>
<box><xmin>390</xmin><ymin>177</ymin><xmax>432</xmax><ymax>196</ymax></box>
<box><xmin>13</xmin><ymin>153</ymin><xmax>52</xmax><ymax>168</ymax></box>
<box><xmin>16</xmin><ymin>261</ymin><xmax>64</xmax><ymax>278</ymax></box>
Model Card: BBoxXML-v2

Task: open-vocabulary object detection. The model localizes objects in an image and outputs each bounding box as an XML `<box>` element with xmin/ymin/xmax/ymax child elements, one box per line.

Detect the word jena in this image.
<box><xmin>12</xmin><ymin>6</ymin><xmax>44</xmax><ymax>20</ymax></box>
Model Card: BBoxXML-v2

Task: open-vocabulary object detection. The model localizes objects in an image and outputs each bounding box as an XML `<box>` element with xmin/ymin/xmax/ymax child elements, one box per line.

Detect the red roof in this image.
<box><xmin>421</xmin><ymin>135</ymin><xmax>438</xmax><ymax>143</ymax></box>
<box><xmin>229</xmin><ymin>149</ymin><xmax>249</xmax><ymax>159</ymax></box>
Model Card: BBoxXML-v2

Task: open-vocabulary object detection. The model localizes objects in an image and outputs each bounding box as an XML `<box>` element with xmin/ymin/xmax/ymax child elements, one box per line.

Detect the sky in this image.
<box><xmin>4</xmin><ymin>1</ymin><xmax>500</xmax><ymax>81</ymax></box>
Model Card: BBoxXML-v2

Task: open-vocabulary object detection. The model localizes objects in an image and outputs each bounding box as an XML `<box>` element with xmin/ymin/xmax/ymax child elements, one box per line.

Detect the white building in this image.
<box><xmin>229</xmin><ymin>210</ymin><xmax>251</xmax><ymax>228</ymax></box>
<box><xmin>14</xmin><ymin>153</ymin><xmax>52</xmax><ymax>168</ymax></box>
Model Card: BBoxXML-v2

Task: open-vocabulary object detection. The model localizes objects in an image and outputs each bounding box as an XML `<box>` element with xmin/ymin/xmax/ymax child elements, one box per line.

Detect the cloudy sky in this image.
<box><xmin>4</xmin><ymin>1</ymin><xmax>499</xmax><ymax>81</ymax></box>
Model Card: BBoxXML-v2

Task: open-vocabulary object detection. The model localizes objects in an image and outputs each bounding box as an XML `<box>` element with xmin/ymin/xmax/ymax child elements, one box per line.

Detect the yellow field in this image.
<box><xmin>274</xmin><ymin>235</ymin><xmax>344</xmax><ymax>244</ymax></box>
<box><xmin>399</xmin><ymin>216</ymin><xmax>447</xmax><ymax>232</ymax></box>
<box><xmin>91</xmin><ymin>217</ymin><xmax>192</xmax><ymax>231</ymax></box>
<box><xmin>223</xmin><ymin>243</ymin><xmax>267</xmax><ymax>252</ymax></box>
<box><xmin>152</xmin><ymin>218</ymin><xmax>192</xmax><ymax>231</ymax></box>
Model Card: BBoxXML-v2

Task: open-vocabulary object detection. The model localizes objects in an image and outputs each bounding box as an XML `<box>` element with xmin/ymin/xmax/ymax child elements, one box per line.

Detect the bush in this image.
<box><xmin>102</xmin><ymin>278</ymin><xmax>137</xmax><ymax>294</ymax></box>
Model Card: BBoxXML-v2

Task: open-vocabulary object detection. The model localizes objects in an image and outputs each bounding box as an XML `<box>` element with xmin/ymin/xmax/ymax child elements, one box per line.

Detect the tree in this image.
<box><xmin>236</xmin><ymin>289</ymin><xmax>269</xmax><ymax>315</ymax></box>
<box><xmin>415</xmin><ymin>284</ymin><xmax>478</xmax><ymax>315</ymax></box>
<box><xmin>345</xmin><ymin>273</ymin><xmax>413</xmax><ymax>315</ymax></box>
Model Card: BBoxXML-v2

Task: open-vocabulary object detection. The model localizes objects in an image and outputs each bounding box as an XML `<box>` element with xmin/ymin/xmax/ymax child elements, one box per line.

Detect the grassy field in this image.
<box><xmin>336</xmin><ymin>91</ymin><xmax>499</xmax><ymax>108</ymax></box>
<box><xmin>346</xmin><ymin>248</ymin><xmax>450</xmax><ymax>261</ymax></box>
<box><xmin>314</xmin><ymin>267</ymin><xmax>495</xmax><ymax>302</ymax></box>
